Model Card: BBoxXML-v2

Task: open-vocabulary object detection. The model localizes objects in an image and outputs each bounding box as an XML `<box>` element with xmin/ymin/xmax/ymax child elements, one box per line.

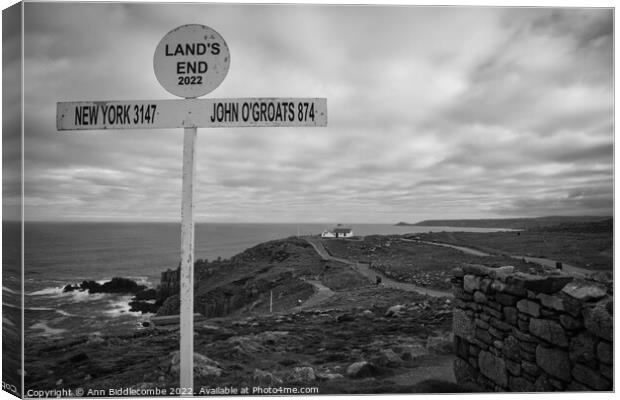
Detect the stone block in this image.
<box><xmin>468</xmin><ymin>356</ymin><xmax>478</xmax><ymax>369</ymax></box>
<box><xmin>495</xmin><ymin>293</ymin><xmax>518</xmax><ymax>306</ymax></box>
<box><xmin>482</xmin><ymin>305</ymin><xmax>503</xmax><ymax>319</ymax></box>
<box><xmin>572</xmin><ymin>363</ymin><xmax>611</xmax><ymax>390</ymax></box>
<box><xmin>469</xmin><ymin>344</ymin><xmax>481</xmax><ymax>356</ymax></box>
<box><xmin>462</xmin><ymin>264</ymin><xmax>493</xmax><ymax>276</ymax></box>
<box><xmin>519</xmin><ymin>341</ymin><xmax>537</xmax><ymax>355</ymax></box>
<box><xmin>452</xmin><ymin>267</ymin><xmax>465</xmax><ymax>278</ymax></box>
<box><xmin>599</xmin><ymin>362</ymin><xmax>612</xmax><ymax>380</ymax></box>
<box><xmin>476</xmin><ymin>328</ymin><xmax>494</xmax><ymax>345</ymax></box>
<box><xmin>512</xmin><ymin>329</ymin><xmax>538</xmax><ymax>343</ymax></box>
<box><xmin>536</xmin><ymin>345</ymin><xmax>571</xmax><ymax>381</ymax></box>
<box><xmin>517</xmin><ymin>299</ymin><xmax>541</xmax><ymax>317</ymax></box>
<box><xmin>521</xmin><ymin>351</ymin><xmax>536</xmax><ymax>362</ymax></box>
<box><xmin>489</xmin><ymin>327</ymin><xmax>504</xmax><ymax>340</ymax></box>
<box><xmin>559</xmin><ymin>314</ymin><xmax>582</xmax><ymax>330</ymax></box>
<box><xmin>470</xmin><ymin>337</ymin><xmax>489</xmax><ymax>350</ymax></box>
<box><xmin>566</xmin><ymin>381</ymin><xmax>592</xmax><ymax>391</ymax></box>
<box><xmin>454</xmin><ymin>357</ymin><xmax>478</xmax><ymax>386</ymax></box>
<box><xmin>493</xmin><ymin>265</ymin><xmax>515</xmax><ymax>280</ymax></box>
<box><xmin>473</xmin><ymin>291</ymin><xmax>487</xmax><ymax>304</ymax></box>
<box><xmin>517</xmin><ymin>319</ymin><xmax>529</xmax><ymax>331</ymax></box>
<box><xmin>569</xmin><ymin>332</ymin><xmax>598</xmax><ymax>367</ymax></box>
<box><xmin>529</xmin><ymin>318</ymin><xmax>568</xmax><ymax>347</ymax></box>
<box><xmin>583</xmin><ymin>302</ymin><xmax>613</xmax><ymax>341</ymax></box>
<box><xmin>506</xmin><ymin>359</ymin><xmax>521</xmax><ymax>376</ymax></box>
<box><xmin>491</xmin><ymin>280</ymin><xmax>506</xmax><ymax>292</ymax></box>
<box><xmin>596</xmin><ymin>340</ymin><xmax>612</xmax><ymax>364</ymax></box>
<box><xmin>493</xmin><ymin>340</ymin><xmax>503</xmax><ymax>350</ymax></box>
<box><xmin>521</xmin><ymin>361</ymin><xmax>539</xmax><ymax>376</ymax></box>
<box><xmin>478</xmin><ymin>350</ymin><xmax>508</xmax><ymax>388</ymax></box>
<box><xmin>560</xmin><ymin>294</ymin><xmax>583</xmax><ymax>317</ymax></box>
<box><xmin>486</xmin><ymin>301</ymin><xmax>502</xmax><ymax>311</ymax></box>
<box><xmin>466</xmin><ymin>302</ymin><xmax>481</xmax><ymax>311</ymax></box>
<box><xmin>534</xmin><ymin>375</ymin><xmax>555</xmax><ymax>392</ymax></box>
<box><xmin>549</xmin><ymin>377</ymin><xmax>565</xmax><ymax>390</ymax></box>
<box><xmin>489</xmin><ymin>317</ymin><xmax>512</xmax><ymax>332</ymax></box>
<box><xmin>453</xmin><ymin>308</ymin><xmax>475</xmax><ymax>340</ymax></box>
<box><xmin>503</xmin><ymin>307</ymin><xmax>517</xmax><ymax>325</ymax></box>
<box><xmin>480</xmin><ymin>278</ymin><xmax>492</xmax><ymax>293</ymax></box>
<box><xmin>536</xmin><ymin>293</ymin><xmax>565</xmax><ymax>311</ymax></box>
<box><xmin>509</xmin><ymin>376</ymin><xmax>535</xmax><ymax>392</ymax></box>
<box><xmin>562</xmin><ymin>281</ymin><xmax>607</xmax><ymax>302</ymax></box>
<box><xmin>464</xmin><ymin>275</ymin><xmax>481</xmax><ymax>293</ymax></box>
<box><xmin>502</xmin><ymin>335</ymin><xmax>521</xmax><ymax>361</ymax></box>
<box><xmin>507</xmin><ymin>273</ymin><xmax>572</xmax><ymax>295</ymax></box>
<box><xmin>540</xmin><ymin>308</ymin><xmax>555</xmax><ymax>318</ymax></box>
<box><xmin>475</xmin><ymin>318</ymin><xmax>489</xmax><ymax>329</ymax></box>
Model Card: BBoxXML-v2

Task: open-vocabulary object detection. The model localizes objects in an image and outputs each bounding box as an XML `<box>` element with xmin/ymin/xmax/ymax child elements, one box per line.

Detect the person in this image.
<box><xmin>376</xmin><ymin>276</ymin><xmax>382</xmax><ymax>285</ymax></box>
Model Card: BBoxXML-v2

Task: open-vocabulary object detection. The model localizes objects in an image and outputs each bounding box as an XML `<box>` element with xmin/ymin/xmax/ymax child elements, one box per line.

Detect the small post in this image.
<box><xmin>270</xmin><ymin>290</ymin><xmax>273</xmax><ymax>313</ymax></box>
<box><xmin>180</xmin><ymin>126</ymin><xmax>197</xmax><ymax>392</ymax></box>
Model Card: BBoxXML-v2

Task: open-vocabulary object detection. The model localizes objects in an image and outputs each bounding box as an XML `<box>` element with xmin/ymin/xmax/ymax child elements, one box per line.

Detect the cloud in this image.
<box><xmin>18</xmin><ymin>4</ymin><xmax>613</xmax><ymax>222</ymax></box>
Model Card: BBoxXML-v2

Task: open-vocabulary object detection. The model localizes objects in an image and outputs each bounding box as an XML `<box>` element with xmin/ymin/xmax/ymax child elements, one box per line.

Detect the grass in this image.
<box><xmin>416</xmin><ymin>231</ymin><xmax>612</xmax><ymax>270</ymax></box>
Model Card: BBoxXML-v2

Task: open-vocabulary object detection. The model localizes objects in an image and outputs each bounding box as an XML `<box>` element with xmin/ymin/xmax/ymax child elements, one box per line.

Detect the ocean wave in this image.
<box><xmin>2</xmin><ymin>286</ymin><xmax>19</xmax><ymax>294</ymax></box>
<box><xmin>27</xmin><ymin>286</ymin><xmax>107</xmax><ymax>302</ymax></box>
<box><xmin>29</xmin><ymin>321</ymin><xmax>67</xmax><ymax>337</ymax></box>
<box><xmin>25</xmin><ymin>307</ymin><xmax>74</xmax><ymax>317</ymax></box>
<box><xmin>126</xmin><ymin>276</ymin><xmax>152</xmax><ymax>287</ymax></box>
<box><xmin>103</xmin><ymin>296</ymin><xmax>142</xmax><ymax>318</ymax></box>
<box><xmin>27</xmin><ymin>286</ymin><xmax>64</xmax><ymax>296</ymax></box>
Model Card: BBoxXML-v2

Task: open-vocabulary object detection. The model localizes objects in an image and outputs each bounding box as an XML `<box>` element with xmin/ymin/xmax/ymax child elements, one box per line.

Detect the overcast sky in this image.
<box><xmin>12</xmin><ymin>3</ymin><xmax>614</xmax><ymax>223</ymax></box>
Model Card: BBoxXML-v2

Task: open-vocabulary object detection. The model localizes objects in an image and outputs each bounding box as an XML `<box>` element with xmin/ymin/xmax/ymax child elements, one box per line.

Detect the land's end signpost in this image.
<box><xmin>57</xmin><ymin>24</ymin><xmax>327</xmax><ymax>394</ymax></box>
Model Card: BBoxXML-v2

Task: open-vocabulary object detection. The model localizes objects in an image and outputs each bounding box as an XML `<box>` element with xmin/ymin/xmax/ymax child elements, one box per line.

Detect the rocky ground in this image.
<box><xmin>24</xmin><ymin>289</ymin><xmax>460</xmax><ymax>394</ymax></box>
<box><xmin>25</xmin><ymin>236</ymin><xmax>465</xmax><ymax>395</ymax></box>
<box><xmin>322</xmin><ymin>235</ymin><xmax>537</xmax><ymax>291</ymax></box>
<box><xmin>29</xmin><ymin>224</ymin><xmax>607</xmax><ymax>395</ymax></box>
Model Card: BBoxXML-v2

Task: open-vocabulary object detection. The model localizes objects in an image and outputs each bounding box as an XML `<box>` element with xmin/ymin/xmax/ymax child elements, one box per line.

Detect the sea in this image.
<box><xmin>6</xmin><ymin>222</ymin><xmax>507</xmax><ymax>346</ymax></box>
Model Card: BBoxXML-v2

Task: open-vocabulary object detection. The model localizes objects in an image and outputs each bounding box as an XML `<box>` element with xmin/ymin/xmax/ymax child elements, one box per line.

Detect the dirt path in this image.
<box><xmin>405</xmin><ymin>239</ymin><xmax>489</xmax><ymax>257</ymax></box>
<box><xmin>301</xmin><ymin>279</ymin><xmax>335</xmax><ymax>308</ymax></box>
<box><xmin>305</xmin><ymin>237</ymin><xmax>452</xmax><ymax>298</ymax></box>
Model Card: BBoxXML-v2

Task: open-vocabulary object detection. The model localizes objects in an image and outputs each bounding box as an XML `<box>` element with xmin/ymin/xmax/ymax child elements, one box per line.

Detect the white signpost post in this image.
<box><xmin>57</xmin><ymin>24</ymin><xmax>327</xmax><ymax>395</ymax></box>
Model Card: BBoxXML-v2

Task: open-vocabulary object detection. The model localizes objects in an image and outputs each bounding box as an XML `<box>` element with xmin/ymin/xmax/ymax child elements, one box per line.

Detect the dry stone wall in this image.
<box><xmin>452</xmin><ymin>264</ymin><xmax>613</xmax><ymax>392</ymax></box>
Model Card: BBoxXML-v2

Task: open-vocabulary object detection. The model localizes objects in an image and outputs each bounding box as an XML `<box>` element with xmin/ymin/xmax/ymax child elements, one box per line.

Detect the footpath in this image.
<box><xmin>304</xmin><ymin>237</ymin><xmax>452</xmax><ymax>298</ymax></box>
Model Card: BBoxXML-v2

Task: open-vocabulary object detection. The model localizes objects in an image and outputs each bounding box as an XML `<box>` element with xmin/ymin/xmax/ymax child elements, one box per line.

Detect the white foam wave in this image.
<box><xmin>29</xmin><ymin>322</ymin><xmax>67</xmax><ymax>337</ymax></box>
<box><xmin>2</xmin><ymin>286</ymin><xmax>19</xmax><ymax>295</ymax></box>
<box><xmin>26</xmin><ymin>286</ymin><xmax>107</xmax><ymax>302</ymax></box>
<box><xmin>27</xmin><ymin>287</ymin><xmax>64</xmax><ymax>296</ymax></box>
<box><xmin>25</xmin><ymin>307</ymin><xmax>74</xmax><ymax>317</ymax></box>
<box><xmin>69</xmin><ymin>291</ymin><xmax>106</xmax><ymax>302</ymax></box>
<box><xmin>103</xmin><ymin>296</ymin><xmax>142</xmax><ymax>318</ymax></box>
<box><xmin>126</xmin><ymin>276</ymin><xmax>151</xmax><ymax>287</ymax></box>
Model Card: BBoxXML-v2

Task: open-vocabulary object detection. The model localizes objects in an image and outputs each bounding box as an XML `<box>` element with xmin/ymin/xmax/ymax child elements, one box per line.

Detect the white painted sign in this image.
<box><xmin>58</xmin><ymin>23</ymin><xmax>327</xmax><ymax>394</ymax></box>
<box><xmin>57</xmin><ymin>98</ymin><xmax>327</xmax><ymax>130</ymax></box>
<box><xmin>153</xmin><ymin>24</ymin><xmax>230</xmax><ymax>98</ymax></box>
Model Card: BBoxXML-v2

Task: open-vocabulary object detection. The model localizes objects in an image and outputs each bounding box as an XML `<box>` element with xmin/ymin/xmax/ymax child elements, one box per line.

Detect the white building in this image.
<box><xmin>321</xmin><ymin>226</ymin><xmax>354</xmax><ymax>238</ymax></box>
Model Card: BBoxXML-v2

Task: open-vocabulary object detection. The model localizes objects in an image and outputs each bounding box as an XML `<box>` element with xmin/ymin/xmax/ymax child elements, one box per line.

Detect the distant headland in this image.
<box><xmin>395</xmin><ymin>215</ymin><xmax>612</xmax><ymax>231</ymax></box>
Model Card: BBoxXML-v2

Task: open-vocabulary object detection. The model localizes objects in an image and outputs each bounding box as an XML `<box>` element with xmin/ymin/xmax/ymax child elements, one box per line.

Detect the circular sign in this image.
<box><xmin>153</xmin><ymin>24</ymin><xmax>230</xmax><ymax>98</ymax></box>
